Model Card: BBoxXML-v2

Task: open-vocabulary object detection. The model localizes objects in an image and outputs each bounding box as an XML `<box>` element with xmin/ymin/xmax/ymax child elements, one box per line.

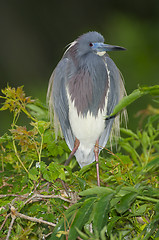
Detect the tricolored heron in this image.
<box><xmin>47</xmin><ymin>31</ymin><xmax>127</xmax><ymax>186</ymax></box>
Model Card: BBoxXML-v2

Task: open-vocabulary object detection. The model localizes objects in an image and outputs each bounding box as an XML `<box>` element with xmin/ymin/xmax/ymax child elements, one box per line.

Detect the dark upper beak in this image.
<box><xmin>92</xmin><ymin>42</ymin><xmax>126</xmax><ymax>52</ymax></box>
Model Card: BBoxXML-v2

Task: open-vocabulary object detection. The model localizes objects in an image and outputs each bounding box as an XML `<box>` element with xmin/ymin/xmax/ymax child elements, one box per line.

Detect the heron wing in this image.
<box><xmin>47</xmin><ymin>58</ymin><xmax>75</xmax><ymax>151</ymax></box>
<box><xmin>98</xmin><ymin>56</ymin><xmax>126</xmax><ymax>150</ymax></box>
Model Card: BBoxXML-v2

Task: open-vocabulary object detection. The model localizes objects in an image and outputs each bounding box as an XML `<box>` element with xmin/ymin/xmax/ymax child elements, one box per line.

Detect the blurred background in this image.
<box><xmin>0</xmin><ymin>0</ymin><xmax>159</xmax><ymax>134</ymax></box>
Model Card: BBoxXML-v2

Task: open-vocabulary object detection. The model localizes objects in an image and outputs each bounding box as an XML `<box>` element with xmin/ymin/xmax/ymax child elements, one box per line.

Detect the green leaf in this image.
<box><xmin>100</xmin><ymin>226</ymin><xmax>107</xmax><ymax>240</ymax></box>
<box><xmin>76</xmin><ymin>177</ymin><xmax>86</xmax><ymax>191</ymax></box>
<box><xmin>0</xmin><ymin>133</ymin><xmax>12</xmax><ymax>144</ymax></box>
<box><xmin>155</xmin><ymin>202</ymin><xmax>159</xmax><ymax>214</ymax></box>
<box><xmin>109</xmin><ymin>89</ymin><xmax>145</xmax><ymax>117</ymax></box>
<box><xmin>120</xmin><ymin>128</ymin><xmax>139</xmax><ymax>139</ymax></box>
<box><xmin>31</xmin><ymin>120</ymin><xmax>50</xmax><ymax>134</ymax></box>
<box><xmin>141</xmin><ymin>131</ymin><xmax>150</xmax><ymax>149</ymax></box>
<box><xmin>93</xmin><ymin>193</ymin><xmax>114</xmax><ymax>234</ymax></box>
<box><xmin>107</xmin><ymin>216</ymin><xmax>120</xmax><ymax>236</ymax></box>
<box><xmin>109</xmin><ymin>85</ymin><xmax>159</xmax><ymax>117</ymax></box>
<box><xmin>78</xmin><ymin>162</ymin><xmax>95</xmax><ymax>176</ymax></box>
<box><xmin>139</xmin><ymin>186</ymin><xmax>159</xmax><ymax>198</ymax></box>
<box><xmin>134</xmin><ymin>204</ymin><xmax>147</xmax><ymax>215</ymax></box>
<box><xmin>38</xmin><ymin>120</ymin><xmax>50</xmax><ymax>134</ymax></box>
<box><xmin>50</xmin><ymin>202</ymin><xmax>83</xmax><ymax>240</ymax></box>
<box><xmin>141</xmin><ymin>220</ymin><xmax>158</xmax><ymax>240</ymax></box>
<box><xmin>155</xmin><ymin>229</ymin><xmax>159</xmax><ymax>238</ymax></box>
<box><xmin>44</xmin><ymin>131</ymin><xmax>66</xmax><ymax>157</ymax></box>
<box><xmin>26</xmin><ymin>103</ymin><xmax>48</xmax><ymax>121</ymax></box>
<box><xmin>79</xmin><ymin>187</ymin><xmax>114</xmax><ymax>197</ymax></box>
<box><xmin>39</xmin><ymin>161</ymin><xmax>47</xmax><ymax>172</ymax></box>
<box><xmin>68</xmin><ymin>197</ymin><xmax>96</xmax><ymax>240</ymax></box>
<box><xmin>28</xmin><ymin>167</ymin><xmax>39</xmax><ymax>181</ymax></box>
<box><xmin>48</xmin><ymin>162</ymin><xmax>65</xmax><ymax>181</ymax></box>
<box><xmin>140</xmin><ymin>85</ymin><xmax>159</xmax><ymax>95</ymax></box>
<box><xmin>115</xmin><ymin>192</ymin><xmax>137</xmax><ymax>214</ymax></box>
<box><xmin>119</xmin><ymin>141</ymin><xmax>140</xmax><ymax>166</ymax></box>
<box><xmin>75</xmin><ymin>228</ymin><xmax>89</xmax><ymax>239</ymax></box>
<box><xmin>50</xmin><ymin>212</ymin><xmax>75</xmax><ymax>240</ymax></box>
<box><xmin>144</xmin><ymin>157</ymin><xmax>159</xmax><ymax>171</ymax></box>
<box><xmin>43</xmin><ymin>129</ymin><xmax>55</xmax><ymax>144</ymax></box>
<box><xmin>115</xmin><ymin>153</ymin><xmax>132</xmax><ymax>165</ymax></box>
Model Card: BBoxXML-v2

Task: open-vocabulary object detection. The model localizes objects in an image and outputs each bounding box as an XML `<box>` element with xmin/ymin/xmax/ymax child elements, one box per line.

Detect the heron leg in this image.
<box><xmin>94</xmin><ymin>140</ymin><xmax>100</xmax><ymax>187</ymax></box>
<box><xmin>64</xmin><ymin>138</ymin><xmax>80</xmax><ymax>166</ymax></box>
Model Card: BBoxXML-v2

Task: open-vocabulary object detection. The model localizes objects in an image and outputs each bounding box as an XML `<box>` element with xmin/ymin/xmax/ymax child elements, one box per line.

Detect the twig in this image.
<box><xmin>2</xmin><ymin>202</ymin><xmax>57</xmax><ymax>237</ymax></box>
<box><xmin>136</xmin><ymin>216</ymin><xmax>150</xmax><ymax>224</ymax></box>
<box><xmin>15</xmin><ymin>211</ymin><xmax>56</xmax><ymax>227</ymax></box>
<box><xmin>6</xmin><ymin>212</ymin><xmax>16</xmax><ymax>240</ymax></box>
<box><xmin>0</xmin><ymin>213</ymin><xmax>11</xmax><ymax>231</ymax></box>
<box><xmin>10</xmin><ymin>205</ymin><xmax>55</xmax><ymax>227</ymax></box>
<box><xmin>0</xmin><ymin>194</ymin><xmax>21</xmax><ymax>198</ymax></box>
<box><xmin>0</xmin><ymin>193</ymin><xmax>72</xmax><ymax>234</ymax></box>
<box><xmin>21</xmin><ymin>106</ymin><xmax>37</xmax><ymax>122</ymax></box>
<box><xmin>23</xmin><ymin>194</ymin><xmax>37</xmax><ymax>205</ymax></box>
<box><xmin>0</xmin><ymin>182</ymin><xmax>13</xmax><ymax>189</ymax></box>
<box><xmin>59</xmin><ymin>179</ymin><xmax>70</xmax><ymax>197</ymax></box>
<box><xmin>35</xmin><ymin>193</ymin><xmax>72</xmax><ymax>202</ymax></box>
<box><xmin>23</xmin><ymin>193</ymin><xmax>73</xmax><ymax>205</ymax></box>
<box><xmin>44</xmin><ymin>231</ymin><xmax>53</xmax><ymax>238</ymax></box>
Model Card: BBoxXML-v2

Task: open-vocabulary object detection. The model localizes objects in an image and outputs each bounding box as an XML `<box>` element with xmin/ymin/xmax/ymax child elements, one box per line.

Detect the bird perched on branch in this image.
<box><xmin>47</xmin><ymin>31</ymin><xmax>127</xmax><ymax>186</ymax></box>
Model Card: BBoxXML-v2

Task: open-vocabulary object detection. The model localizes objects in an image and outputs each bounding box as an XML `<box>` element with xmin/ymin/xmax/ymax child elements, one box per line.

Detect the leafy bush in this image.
<box><xmin>0</xmin><ymin>85</ymin><xmax>159</xmax><ymax>240</ymax></box>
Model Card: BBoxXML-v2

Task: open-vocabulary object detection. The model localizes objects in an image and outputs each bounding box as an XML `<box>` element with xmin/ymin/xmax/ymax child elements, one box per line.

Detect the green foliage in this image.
<box><xmin>109</xmin><ymin>85</ymin><xmax>159</xmax><ymax>117</ymax></box>
<box><xmin>0</xmin><ymin>85</ymin><xmax>159</xmax><ymax>239</ymax></box>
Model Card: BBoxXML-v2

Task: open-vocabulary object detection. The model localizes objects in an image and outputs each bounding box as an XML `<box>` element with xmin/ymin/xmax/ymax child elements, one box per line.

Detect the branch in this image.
<box><xmin>0</xmin><ymin>194</ymin><xmax>21</xmax><ymax>198</ymax></box>
<box><xmin>35</xmin><ymin>193</ymin><xmax>73</xmax><ymax>202</ymax></box>
<box><xmin>16</xmin><ymin>211</ymin><xmax>56</xmax><ymax>227</ymax></box>
<box><xmin>10</xmin><ymin>206</ymin><xmax>56</xmax><ymax>227</ymax></box>
<box><xmin>6</xmin><ymin>210</ymin><xmax>16</xmax><ymax>240</ymax></box>
<box><xmin>0</xmin><ymin>192</ymin><xmax>73</xmax><ymax>204</ymax></box>
<box><xmin>0</xmin><ymin>192</ymin><xmax>73</xmax><ymax>234</ymax></box>
<box><xmin>23</xmin><ymin>193</ymin><xmax>73</xmax><ymax>206</ymax></box>
<box><xmin>0</xmin><ymin>213</ymin><xmax>11</xmax><ymax>231</ymax></box>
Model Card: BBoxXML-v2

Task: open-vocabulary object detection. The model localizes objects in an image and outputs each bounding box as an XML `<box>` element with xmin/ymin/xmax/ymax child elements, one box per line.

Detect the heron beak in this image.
<box><xmin>92</xmin><ymin>42</ymin><xmax>126</xmax><ymax>56</ymax></box>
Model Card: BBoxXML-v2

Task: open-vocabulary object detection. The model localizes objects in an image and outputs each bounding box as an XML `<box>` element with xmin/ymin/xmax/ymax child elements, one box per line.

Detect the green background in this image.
<box><xmin>0</xmin><ymin>0</ymin><xmax>159</xmax><ymax>133</ymax></box>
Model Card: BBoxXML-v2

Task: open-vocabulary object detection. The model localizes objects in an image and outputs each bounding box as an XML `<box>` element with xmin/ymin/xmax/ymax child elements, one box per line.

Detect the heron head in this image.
<box><xmin>76</xmin><ymin>31</ymin><xmax>126</xmax><ymax>58</ymax></box>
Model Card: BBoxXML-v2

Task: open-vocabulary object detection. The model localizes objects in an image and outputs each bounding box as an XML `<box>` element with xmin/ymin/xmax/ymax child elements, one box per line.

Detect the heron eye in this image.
<box><xmin>89</xmin><ymin>43</ymin><xmax>93</xmax><ymax>47</ymax></box>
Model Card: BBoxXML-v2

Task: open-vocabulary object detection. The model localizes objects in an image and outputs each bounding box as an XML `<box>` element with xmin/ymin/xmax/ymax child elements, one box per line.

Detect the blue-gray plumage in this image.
<box><xmin>47</xmin><ymin>31</ymin><xmax>127</xmax><ymax>186</ymax></box>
